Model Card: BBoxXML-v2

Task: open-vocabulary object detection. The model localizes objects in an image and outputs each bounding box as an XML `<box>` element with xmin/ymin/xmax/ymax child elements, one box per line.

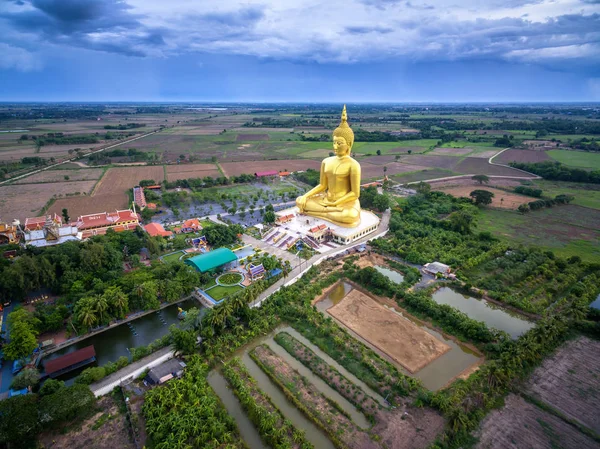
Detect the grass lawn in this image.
<box><xmin>391</xmin><ymin>168</ymin><xmax>457</xmax><ymax>184</ymax></box>
<box><xmin>476</xmin><ymin>207</ymin><xmax>600</xmax><ymax>262</ymax></box>
<box><xmin>205</xmin><ymin>284</ymin><xmax>243</xmax><ymax>300</ymax></box>
<box><xmin>531</xmin><ymin>180</ymin><xmax>600</xmax><ymax>210</ymax></box>
<box><xmin>161</xmin><ymin>251</ymin><xmax>185</xmax><ymax>263</ymax></box>
<box><xmin>547</xmin><ymin>150</ymin><xmax>600</xmax><ymax>170</ymax></box>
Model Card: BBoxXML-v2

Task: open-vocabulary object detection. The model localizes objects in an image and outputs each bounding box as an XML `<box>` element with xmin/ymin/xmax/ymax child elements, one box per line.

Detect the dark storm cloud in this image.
<box><xmin>1</xmin><ymin>0</ymin><xmax>165</xmax><ymax>56</ymax></box>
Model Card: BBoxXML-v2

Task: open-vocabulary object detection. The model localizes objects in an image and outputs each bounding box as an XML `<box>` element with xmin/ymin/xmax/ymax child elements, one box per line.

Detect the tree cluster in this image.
<box><xmin>509</xmin><ymin>161</ymin><xmax>600</xmax><ymax>184</ymax></box>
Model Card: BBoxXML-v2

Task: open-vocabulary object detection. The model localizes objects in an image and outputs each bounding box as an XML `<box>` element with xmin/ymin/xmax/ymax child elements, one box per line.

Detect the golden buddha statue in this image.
<box><xmin>296</xmin><ymin>105</ymin><xmax>361</xmax><ymax>227</ymax></box>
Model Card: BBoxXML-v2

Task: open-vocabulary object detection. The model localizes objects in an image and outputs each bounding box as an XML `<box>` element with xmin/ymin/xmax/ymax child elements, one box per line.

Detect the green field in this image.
<box><xmin>531</xmin><ymin>180</ymin><xmax>600</xmax><ymax>210</ymax></box>
<box><xmin>547</xmin><ymin>150</ymin><xmax>600</xmax><ymax>169</ymax></box>
<box><xmin>206</xmin><ymin>284</ymin><xmax>243</xmax><ymax>300</ymax></box>
<box><xmin>477</xmin><ymin>206</ymin><xmax>600</xmax><ymax>262</ymax></box>
<box><xmin>161</xmin><ymin>251</ymin><xmax>185</xmax><ymax>263</ymax></box>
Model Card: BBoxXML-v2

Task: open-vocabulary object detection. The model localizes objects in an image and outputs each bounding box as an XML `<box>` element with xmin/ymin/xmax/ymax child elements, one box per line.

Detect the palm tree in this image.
<box><xmin>95</xmin><ymin>295</ymin><xmax>109</xmax><ymax>323</ymax></box>
<box><xmin>77</xmin><ymin>303</ymin><xmax>98</xmax><ymax>329</ymax></box>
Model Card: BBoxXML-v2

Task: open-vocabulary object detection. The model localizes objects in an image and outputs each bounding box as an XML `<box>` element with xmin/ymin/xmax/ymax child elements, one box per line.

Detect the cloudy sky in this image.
<box><xmin>0</xmin><ymin>0</ymin><xmax>599</xmax><ymax>102</ymax></box>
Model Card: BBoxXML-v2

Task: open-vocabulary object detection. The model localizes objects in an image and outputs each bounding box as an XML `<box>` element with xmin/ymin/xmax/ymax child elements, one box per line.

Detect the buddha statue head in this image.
<box><xmin>332</xmin><ymin>105</ymin><xmax>354</xmax><ymax>157</ymax></box>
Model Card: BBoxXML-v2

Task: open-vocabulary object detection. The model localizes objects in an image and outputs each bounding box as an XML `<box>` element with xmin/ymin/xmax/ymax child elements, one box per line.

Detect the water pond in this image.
<box><xmin>374</xmin><ymin>265</ymin><xmax>404</xmax><ymax>284</ymax></box>
<box><xmin>42</xmin><ymin>299</ymin><xmax>198</xmax><ymax>384</ymax></box>
<box><xmin>316</xmin><ymin>282</ymin><xmax>481</xmax><ymax>391</ymax></box>
<box><xmin>432</xmin><ymin>287</ymin><xmax>534</xmax><ymax>339</ymax></box>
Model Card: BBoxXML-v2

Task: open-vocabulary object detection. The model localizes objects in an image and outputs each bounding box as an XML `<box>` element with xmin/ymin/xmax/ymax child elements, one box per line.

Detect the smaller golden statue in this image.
<box><xmin>296</xmin><ymin>105</ymin><xmax>361</xmax><ymax>227</ymax></box>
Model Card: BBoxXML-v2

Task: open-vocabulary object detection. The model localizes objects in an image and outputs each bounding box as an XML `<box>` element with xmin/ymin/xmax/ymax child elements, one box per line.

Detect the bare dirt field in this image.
<box><xmin>434</xmin><ymin>186</ymin><xmax>532</xmax><ymax>209</ymax></box>
<box><xmin>495</xmin><ymin>149</ymin><xmax>551</xmax><ymax>165</ymax></box>
<box><xmin>399</xmin><ymin>155</ymin><xmax>461</xmax><ymax>170</ymax></box>
<box><xmin>474</xmin><ymin>394</ymin><xmax>600</xmax><ymax>449</ymax></box>
<box><xmin>362</xmin><ymin>155</ymin><xmax>401</xmax><ymax>165</ymax></box>
<box><xmin>389</xmin><ymin>146</ymin><xmax>425</xmax><ymax>154</ymax></box>
<box><xmin>0</xmin><ymin>181</ymin><xmax>96</xmax><ymax>221</ymax></box>
<box><xmin>468</xmin><ymin>150</ymin><xmax>500</xmax><ymax>159</ymax></box>
<box><xmin>455</xmin><ymin>157</ymin><xmax>536</xmax><ymax>177</ymax></box>
<box><xmin>165</xmin><ymin>163</ymin><xmax>221</xmax><ymax>181</ymax></box>
<box><xmin>428</xmin><ymin>177</ymin><xmax>524</xmax><ymax>189</ymax></box>
<box><xmin>220</xmin><ymin>159</ymin><xmax>321</xmax><ymax>177</ymax></box>
<box><xmin>93</xmin><ymin>166</ymin><xmax>165</xmax><ymax>195</ymax></box>
<box><xmin>38</xmin><ymin>395</ymin><xmax>135</xmax><ymax>449</ymax></box>
<box><xmin>361</xmin><ymin>162</ymin><xmax>431</xmax><ymax>179</ymax></box>
<box><xmin>14</xmin><ymin>168</ymin><xmax>104</xmax><ymax>184</ymax></box>
<box><xmin>327</xmin><ymin>289</ymin><xmax>451</xmax><ymax>373</ymax></box>
<box><xmin>525</xmin><ymin>337</ymin><xmax>600</xmax><ymax>434</ymax></box>
<box><xmin>236</xmin><ymin>133</ymin><xmax>269</xmax><ymax>141</ymax></box>
<box><xmin>48</xmin><ymin>193</ymin><xmax>129</xmax><ymax>218</ymax></box>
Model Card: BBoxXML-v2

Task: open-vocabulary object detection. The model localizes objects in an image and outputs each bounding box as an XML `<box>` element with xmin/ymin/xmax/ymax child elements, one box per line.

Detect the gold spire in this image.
<box><xmin>333</xmin><ymin>104</ymin><xmax>354</xmax><ymax>149</ymax></box>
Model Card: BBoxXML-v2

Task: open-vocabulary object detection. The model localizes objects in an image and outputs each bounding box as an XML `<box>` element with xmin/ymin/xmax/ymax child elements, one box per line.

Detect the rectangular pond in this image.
<box><xmin>374</xmin><ymin>265</ymin><xmax>404</xmax><ymax>284</ymax></box>
<box><xmin>431</xmin><ymin>287</ymin><xmax>534</xmax><ymax>339</ymax></box>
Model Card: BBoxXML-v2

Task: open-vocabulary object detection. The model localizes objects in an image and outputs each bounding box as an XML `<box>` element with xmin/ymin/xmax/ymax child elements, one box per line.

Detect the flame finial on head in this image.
<box><xmin>333</xmin><ymin>104</ymin><xmax>354</xmax><ymax>150</ymax></box>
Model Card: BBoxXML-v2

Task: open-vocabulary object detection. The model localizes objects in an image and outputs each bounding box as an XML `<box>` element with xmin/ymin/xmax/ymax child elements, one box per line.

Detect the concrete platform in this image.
<box><xmin>276</xmin><ymin>207</ymin><xmax>380</xmax><ymax>245</ymax></box>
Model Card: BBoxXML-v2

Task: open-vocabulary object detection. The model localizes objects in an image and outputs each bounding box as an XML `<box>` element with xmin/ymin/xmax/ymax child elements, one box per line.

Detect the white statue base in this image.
<box><xmin>273</xmin><ymin>207</ymin><xmax>380</xmax><ymax>250</ymax></box>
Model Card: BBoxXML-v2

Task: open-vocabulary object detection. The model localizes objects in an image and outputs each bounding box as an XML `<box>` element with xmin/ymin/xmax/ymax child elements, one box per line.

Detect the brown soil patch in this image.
<box><xmin>14</xmin><ymin>168</ymin><xmax>104</xmax><ymax>184</ymax></box>
<box><xmin>0</xmin><ymin>181</ymin><xmax>96</xmax><ymax>222</ymax></box>
<box><xmin>474</xmin><ymin>394</ymin><xmax>599</xmax><ymax>449</ymax></box>
<box><xmin>495</xmin><ymin>149</ymin><xmax>551</xmax><ymax>164</ymax></box>
<box><xmin>427</xmin><ymin>177</ymin><xmax>523</xmax><ymax>189</ymax></box>
<box><xmin>525</xmin><ymin>337</ymin><xmax>600</xmax><ymax>434</ymax></box>
<box><xmin>468</xmin><ymin>150</ymin><xmax>500</xmax><ymax>159</ymax></box>
<box><xmin>220</xmin><ymin>159</ymin><xmax>320</xmax><ymax>177</ymax></box>
<box><xmin>236</xmin><ymin>133</ymin><xmax>269</xmax><ymax>141</ymax></box>
<box><xmin>48</xmin><ymin>193</ymin><xmax>129</xmax><ymax>218</ymax></box>
<box><xmin>327</xmin><ymin>289</ymin><xmax>450</xmax><ymax>373</ymax></box>
<box><xmin>398</xmin><ymin>155</ymin><xmax>461</xmax><ymax>170</ymax></box>
<box><xmin>166</xmin><ymin>163</ymin><xmax>221</xmax><ymax>181</ymax></box>
<box><xmin>434</xmin><ymin>186</ymin><xmax>532</xmax><ymax>209</ymax></box>
<box><xmin>93</xmin><ymin>166</ymin><xmax>165</xmax><ymax>195</ymax></box>
<box><xmin>38</xmin><ymin>395</ymin><xmax>135</xmax><ymax>449</ymax></box>
<box><xmin>455</xmin><ymin>157</ymin><xmax>536</xmax><ymax>176</ymax></box>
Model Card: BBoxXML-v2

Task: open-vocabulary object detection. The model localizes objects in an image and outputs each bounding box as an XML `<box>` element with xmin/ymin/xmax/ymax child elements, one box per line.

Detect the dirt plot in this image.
<box><xmin>48</xmin><ymin>193</ymin><xmax>129</xmax><ymax>218</ymax></box>
<box><xmin>38</xmin><ymin>395</ymin><xmax>135</xmax><ymax>449</ymax></box>
<box><xmin>495</xmin><ymin>149</ymin><xmax>551</xmax><ymax>164</ymax></box>
<box><xmin>236</xmin><ymin>133</ymin><xmax>269</xmax><ymax>141</ymax></box>
<box><xmin>455</xmin><ymin>157</ymin><xmax>536</xmax><ymax>177</ymax></box>
<box><xmin>428</xmin><ymin>177</ymin><xmax>523</xmax><ymax>189</ymax></box>
<box><xmin>389</xmin><ymin>146</ymin><xmax>424</xmax><ymax>154</ymax></box>
<box><xmin>0</xmin><ymin>181</ymin><xmax>96</xmax><ymax>221</ymax></box>
<box><xmin>166</xmin><ymin>163</ymin><xmax>221</xmax><ymax>181</ymax></box>
<box><xmin>467</xmin><ymin>150</ymin><xmax>500</xmax><ymax>159</ymax></box>
<box><xmin>474</xmin><ymin>394</ymin><xmax>600</xmax><ymax>449</ymax></box>
<box><xmin>361</xmin><ymin>162</ymin><xmax>431</xmax><ymax>180</ymax></box>
<box><xmin>328</xmin><ymin>289</ymin><xmax>451</xmax><ymax>373</ymax></box>
<box><xmin>399</xmin><ymin>155</ymin><xmax>462</xmax><ymax>170</ymax></box>
<box><xmin>525</xmin><ymin>337</ymin><xmax>600</xmax><ymax>434</ymax></box>
<box><xmin>93</xmin><ymin>166</ymin><xmax>165</xmax><ymax>195</ymax></box>
<box><xmin>14</xmin><ymin>168</ymin><xmax>104</xmax><ymax>184</ymax></box>
<box><xmin>434</xmin><ymin>186</ymin><xmax>532</xmax><ymax>209</ymax></box>
<box><xmin>220</xmin><ymin>159</ymin><xmax>321</xmax><ymax>177</ymax></box>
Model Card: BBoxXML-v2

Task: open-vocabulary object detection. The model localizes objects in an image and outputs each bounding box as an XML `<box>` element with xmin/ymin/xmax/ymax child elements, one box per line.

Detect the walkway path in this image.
<box><xmin>89</xmin><ymin>346</ymin><xmax>174</xmax><ymax>397</ymax></box>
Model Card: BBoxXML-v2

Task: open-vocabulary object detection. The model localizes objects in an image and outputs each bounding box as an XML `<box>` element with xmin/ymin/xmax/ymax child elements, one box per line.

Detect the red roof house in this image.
<box><xmin>24</xmin><ymin>214</ymin><xmax>62</xmax><ymax>231</ymax></box>
<box><xmin>144</xmin><ymin>222</ymin><xmax>173</xmax><ymax>237</ymax></box>
<box><xmin>255</xmin><ymin>170</ymin><xmax>278</xmax><ymax>178</ymax></box>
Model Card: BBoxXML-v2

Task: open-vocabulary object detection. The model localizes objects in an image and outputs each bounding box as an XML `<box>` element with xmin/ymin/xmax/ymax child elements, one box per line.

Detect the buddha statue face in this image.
<box><xmin>333</xmin><ymin>136</ymin><xmax>351</xmax><ymax>158</ymax></box>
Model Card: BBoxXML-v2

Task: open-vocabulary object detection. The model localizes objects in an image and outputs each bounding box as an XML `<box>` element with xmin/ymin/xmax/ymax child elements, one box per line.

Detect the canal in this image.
<box><xmin>41</xmin><ymin>299</ymin><xmax>198</xmax><ymax>384</ymax></box>
<box><xmin>431</xmin><ymin>287</ymin><xmax>534</xmax><ymax>338</ymax></box>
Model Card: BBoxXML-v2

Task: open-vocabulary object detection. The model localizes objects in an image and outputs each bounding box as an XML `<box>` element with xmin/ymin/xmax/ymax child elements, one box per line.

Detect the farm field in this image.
<box><xmin>525</xmin><ymin>337</ymin><xmax>600</xmax><ymax>434</ymax></box>
<box><xmin>428</xmin><ymin>177</ymin><xmax>523</xmax><ymax>189</ymax></box>
<box><xmin>93</xmin><ymin>166</ymin><xmax>165</xmax><ymax>195</ymax></box>
<box><xmin>47</xmin><ymin>193</ymin><xmax>129</xmax><ymax>218</ymax></box>
<box><xmin>493</xmin><ymin>148</ymin><xmax>551</xmax><ymax>164</ymax></box>
<box><xmin>530</xmin><ymin>179</ymin><xmax>600</xmax><ymax>210</ymax></box>
<box><xmin>361</xmin><ymin>162</ymin><xmax>431</xmax><ymax>179</ymax></box>
<box><xmin>327</xmin><ymin>289</ymin><xmax>451</xmax><ymax>373</ymax></box>
<box><xmin>13</xmin><ymin>168</ymin><xmax>104</xmax><ymax>184</ymax></box>
<box><xmin>165</xmin><ymin>163</ymin><xmax>221</xmax><ymax>181</ymax></box>
<box><xmin>474</xmin><ymin>394</ymin><xmax>599</xmax><ymax>449</ymax></box>
<box><xmin>0</xmin><ymin>180</ymin><xmax>96</xmax><ymax>221</ymax></box>
<box><xmin>547</xmin><ymin>149</ymin><xmax>600</xmax><ymax>169</ymax></box>
<box><xmin>434</xmin><ymin>185</ymin><xmax>532</xmax><ymax>209</ymax></box>
<box><xmin>454</xmin><ymin>157</ymin><xmax>536</xmax><ymax>176</ymax></box>
<box><xmin>220</xmin><ymin>159</ymin><xmax>321</xmax><ymax>177</ymax></box>
<box><xmin>391</xmin><ymin>168</ymin><xmax>458</xmax><ymax>184</ymax></box>
<box><xmin>476</xmin><ymin>205</ymin><xmax>600</xmax><ymax>261</ymax></box>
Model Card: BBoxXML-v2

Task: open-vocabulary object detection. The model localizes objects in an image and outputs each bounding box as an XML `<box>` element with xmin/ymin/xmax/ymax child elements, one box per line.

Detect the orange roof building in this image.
<box><xmin>144</xmin><ymin>222</ymin><xmax>173</xmax><ymax>237</ymax></box>
<box><xmin>279</xmin><ymin>171</ymin><xmax>291</xmax><ymax>177</ymax></box>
